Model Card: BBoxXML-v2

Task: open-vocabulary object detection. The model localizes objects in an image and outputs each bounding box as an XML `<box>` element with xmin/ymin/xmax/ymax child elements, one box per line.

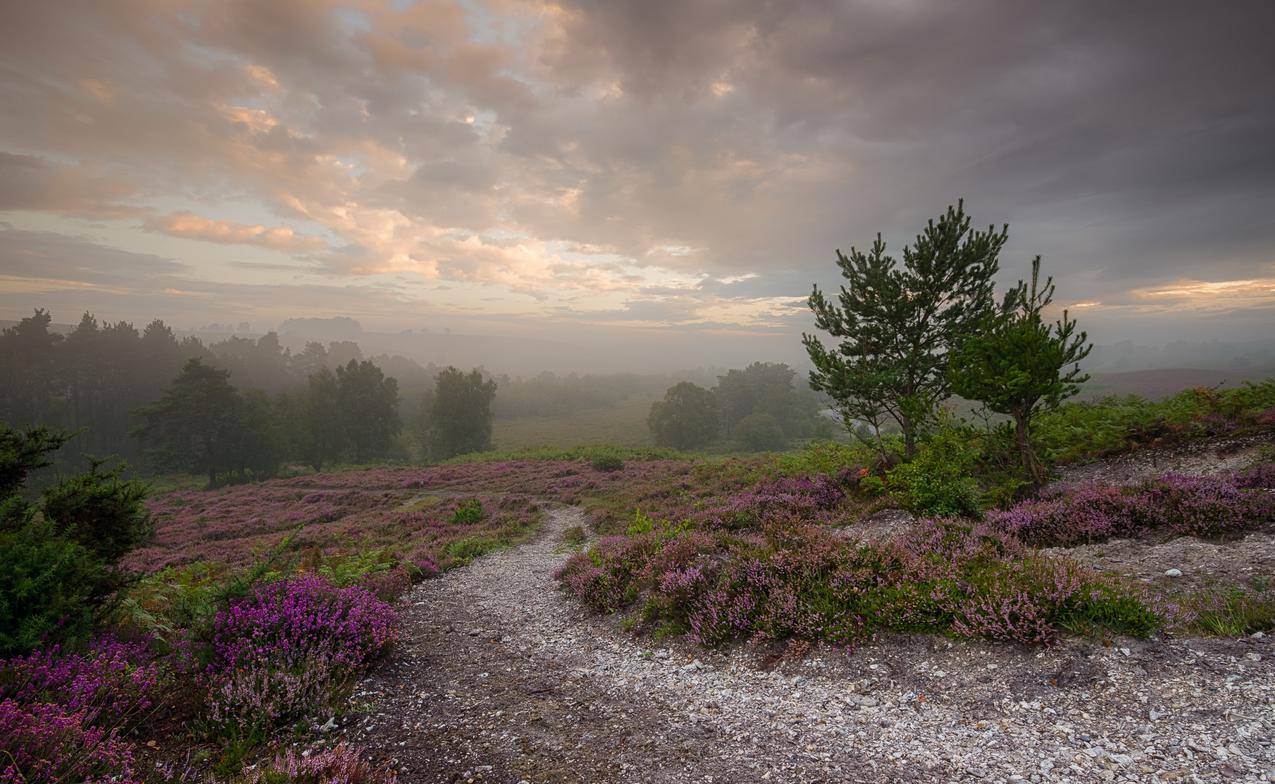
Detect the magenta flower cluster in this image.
<box><xmin>0</xmin><ymin>636</ymin><xmax>162</xmax><ymax>729</ymax></box>
<box><xmin>0</xmin><ymin>636</ymin><xmax>166</xmax><ymax>784</ymax></box>
<box><xmin>206</xmin><ymin>574</ymin><xmax>396</xmax><ymax>729</ymax></box>
<box><xmin>0</xmin><ymin>698</ymin><xmax>141</xmax><ymax>784</ymax></box>
<box><xmin>987</xmin><ymin>464</ymin><xmax>1275</xmax><ymax>546</ymax></box>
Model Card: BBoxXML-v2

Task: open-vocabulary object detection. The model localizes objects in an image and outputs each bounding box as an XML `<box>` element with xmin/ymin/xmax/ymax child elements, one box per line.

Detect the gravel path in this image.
<box><xmin>344</xmin><ymin>507</ymin><xmax>1275</xmax><ymax>783</ymax></box>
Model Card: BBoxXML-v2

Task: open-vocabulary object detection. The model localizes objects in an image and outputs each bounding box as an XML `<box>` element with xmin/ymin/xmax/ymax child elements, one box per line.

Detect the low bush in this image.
<box><xmin>774</xmin><ymin>440</ymin><xmax>868</xmax><ymax>477</ymax></box>
<box><xmin>450</xmin><ymin>498</ymin><xmax>485</xmax><ymax>525</ymax></box>
<box><xmin>246</xmin><ymin>742</ymin><xmax>397</xmax><ymax>784</ymax></box>
<box><xmin>1033</xmin><ymin>381</ymin><xmax>1275</xmax><ymax>465</ymax></box>
<box><xmin>0</xmin><ymin>636</ymin><xmax>164</xmax><ymax>732</ymax></box>
<box><xmin>1179</xmin><ymin>583</ymin><xmax>1275</xmax><ymax>636</ymax></box>
<box><xmin>887</xmin><ymin>426</ymin><xmax>982</xmax><ymax>517</ymax></box>
<box><xmin>561</xmin><ymin>524</ymin><xmax>588</xmax><ymax>547</ymax></box>
<box><xmin>557</xmin><ymin>518</ymin><xmax>1159</xmax><ymax>647</ymax></box>
<box><xmin>0</xmin><ymin>698</ymin><xmax>140</xmax><ymax>784</ymax></box>
<box><xmin>205</xmin><ymin>575</ymin><xmax>395</xmax><ymax>737</ymax></box>
<box><xmin>988</xmin><ymin>467</ymin><xmax>1275</xmax><ymax>546</ymax></box>
<box><xmin>442</xmin><ymin>535</ymin><xmax>503</xmax><ymax>565</ymax></box>
<box><xmin>591</xmin><ymin>454</ymin><xmax>625</xmax><ymax>473</ymax></box>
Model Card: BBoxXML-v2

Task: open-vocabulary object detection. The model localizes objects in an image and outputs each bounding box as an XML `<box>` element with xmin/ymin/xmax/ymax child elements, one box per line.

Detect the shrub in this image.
<box><xmin>246</xmin><ymin>743</ymin><xmax>397</xmax><ymax>784</ymax></box>
<box><xmin>557</xmin><ymin>518</ymin><xmax>1159</xmax><ymax>647</ymax></box>
<box><xmin>0</xmin><ymin>519</ymin><xmax>115</xmax><ymax>656</ymax></box>
<box><xmin>40</xmin><ymin>459</ymin><xmax>152</xmax><ymax>563</ymax></box>
<box><xmin>450</xmin><ymin>498</ymin><xmax>484</xmax><ymax>525</ymax></box>
<box><xmin>561</xmin><ymin>525</ymin><xmax>587</xmax><ymax>547</ymax></box>
<box><xmin>887</xmin><ymin>426</ymin><xmax>982</xmax><ymax>517</ymax></box>
<box><xmin>988</xmin><ymin>470</ymin><xmax>1275</xmax><ymax>547</ymax></box>
<box><xmin>442</xmin><ymin>536</ymin><xmax>502</xmax><ymax>565</ymax></box>
<box><xmin>206</xmin><ymin>575</ymin><xmax>395</xmax><ymax>734</ymax></box>
<box><xmin>775</xmin><ymin>440</ymin><xmax>868</xmax><ymax>477</ymax></box>
<box><xmin>591</xmin><ymin>455</ymin><xmax>625</xmax><ymax>473</ymax></box>
<box><xmin>1233</xmin><ymin>461</ymin><xmax>1275</xmax><ymax>489</ymax></box>
<box><xmin>1033</xmin><ymin>381</ymin><xmax>1275</xmax><ymax>465</ymax></box>
<box><xmin>0</xmin><ymin>698</ymin><xmax>140</xmax><ymax>784</ymax></box>
<box><xmin>1180</xmin><ymin>584</ymin><xmax>1275</xmax><ymax>636</ymax></box>
<box><xmin>0</xmin><ymin>636</ymin><xmax>163</xmax><ymax>732</ymax></box>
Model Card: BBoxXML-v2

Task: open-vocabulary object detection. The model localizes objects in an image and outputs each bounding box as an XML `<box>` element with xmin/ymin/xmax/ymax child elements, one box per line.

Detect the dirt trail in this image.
<box><xmin>343</xmin><ymin>506</ymin><xmax>1274</xmax><ymax>783</ymax></box>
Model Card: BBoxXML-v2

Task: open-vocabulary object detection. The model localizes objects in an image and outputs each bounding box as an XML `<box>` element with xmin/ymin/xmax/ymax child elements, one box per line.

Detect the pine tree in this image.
<box><xmin>804</xmin><ymin>202</ymin><xmax>1003</xmax><ymax>458</ymax></box>
<box><xmin>948</xmin><ymin>257</ymin><xmax>1092</xmax><ymax>487</ymax></box>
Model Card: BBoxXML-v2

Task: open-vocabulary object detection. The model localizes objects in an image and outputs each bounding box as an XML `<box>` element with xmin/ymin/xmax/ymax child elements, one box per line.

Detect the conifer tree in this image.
<box><xmin>948</xmin><ymin>257</ymin><xmax>1092</xmax><ymax>487</ymax></box>
<box><xmin>804</xmin><ymin>202</ymin><xmax>1003</xmax><ymax>458</ymax></box>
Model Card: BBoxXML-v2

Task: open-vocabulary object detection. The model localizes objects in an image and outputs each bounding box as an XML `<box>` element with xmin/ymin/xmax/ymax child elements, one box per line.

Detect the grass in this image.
<box><xmin>493</xmin><ymin>395</ymin><xmax>657</xmax><ymax>450</ymax></box>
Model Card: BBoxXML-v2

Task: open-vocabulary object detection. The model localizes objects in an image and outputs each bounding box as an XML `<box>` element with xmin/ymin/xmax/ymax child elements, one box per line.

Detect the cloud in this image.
<box><xmin>0</xmin><ymin>153</ymin><xmax>140</xmax><ymax>218</ymax></box>
<box><xmin>143</xmin><ymin>212</ymin><xmax>328</xmax><ymax>253</ymax></box>
<box><xmin>0</xmin><ymin>0</ymin><xmax>1273</xmax><ymax>348</ymax></box>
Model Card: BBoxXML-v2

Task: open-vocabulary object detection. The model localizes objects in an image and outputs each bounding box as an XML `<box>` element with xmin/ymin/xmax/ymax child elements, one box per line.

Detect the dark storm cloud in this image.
<box><xmin>530</xmin><ymin>0</ymin><xmax>1275</xmax><ymax>298</ymax></box>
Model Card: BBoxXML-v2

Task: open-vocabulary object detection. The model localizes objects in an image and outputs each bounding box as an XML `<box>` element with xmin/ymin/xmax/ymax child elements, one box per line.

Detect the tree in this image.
<box><xmin>735</xmin><ymin>412</ymin><xmax>786</xmax><ymax>452</ymax></box>
<box><xmin>423</xmin><ymin>367</ymin><xmax>497</xmax><ymax>460</ymax></box>
<box><xmin>301</xmin><ymin>367</ymin><xmax>344</xmax><ymax>470</ymax></box>
<box><xmin>335</xmin><ymin>360</ymin><xmax>401</xmax><ymax>463</ymax></box>
<box><xmin>0</xmin><ymin>309</ymin><xmax>63</xmax><ymax>427</ymax></box>
<box><xmin>949</xmin><ymin>257</ymin><xmax>1092</xmax><ymax>487</ymax></box>
<box><xmin>133</xmin><ymin>358</ymin><xmax>250</xmax><ymax>486</ymax></box>
<box><xmin>0</xmin><ymin>424</ymin><xmax>151</xmax><ymax>654</ymax></box>
<box><xmin>41</xmin><ymin>458</ymin><xmax>152</xmax><ymax>563</ymax></box>
<box><xmin>804</xmin><ymin>201</ymin><xmax>1003</xmax><ymax>459</ymax></box>
<box><xmin>648</xmin><ymin>382</ymin><xmax>719</xmax><ymax>450</ymax></box>
<box><xmin>713</xmin><ymin>362</ymin><xmax>823</xmax><ymax>445</ymax></box>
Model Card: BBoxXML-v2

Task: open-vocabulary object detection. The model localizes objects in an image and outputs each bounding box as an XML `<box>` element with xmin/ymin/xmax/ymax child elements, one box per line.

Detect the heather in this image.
<box><xmin>987</xmin><ymin>465</ymin><xmax>1275</xmax><ymax>547</ymax></box>
<box><xmin>0</xmin><ymin>636</ymin><xmax>163</xmax><ymax>730</ymax></box>
<box><xmin>246</xmin><ymin>743</ymin><xmax>398</xmax><ymax>784</ymax></box>
<box><xmin>206</xmin><ymin>575</ymin><xmax>395</xmax><ymax>734</ymax></box>
<box><xmin>130</xmin><ymin>459</ymin><xmax>704</xmax><ymax>575</ymax></box>
<box><xmin>558</xmin><ymin>516</ymin><xmax>1159</xmax><ymax>646</ymax></box>
<box><xmin>0</xmin><ymin>698</ymin><xmax>141</xmax><ymax>784</ymax></box>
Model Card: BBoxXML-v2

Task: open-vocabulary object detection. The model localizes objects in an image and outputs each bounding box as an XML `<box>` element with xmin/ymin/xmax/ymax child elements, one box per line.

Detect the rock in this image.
<box><xmin>1164</xmin><ymin>568</ymin><xmax>1183</xmax><ymax>578</ymax></box>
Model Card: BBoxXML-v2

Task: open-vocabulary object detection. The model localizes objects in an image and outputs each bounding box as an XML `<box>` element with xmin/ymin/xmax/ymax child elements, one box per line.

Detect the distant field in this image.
<box><xmin>492</xmin><ymin>395</ymin><xmax>656</xmax><ymax>450</ymax></box>
<box><xmin>1083</xmin><ymin>368</ymin><xmax>1275</xmax><ymax>400</ymax></box>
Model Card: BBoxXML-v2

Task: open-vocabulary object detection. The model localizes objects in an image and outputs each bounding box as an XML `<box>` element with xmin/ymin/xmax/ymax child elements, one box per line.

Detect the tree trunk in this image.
<box><xmin>1014</xmin><ymin>413</ymin><xmax>1045</xmax><ymax>488</ymax></box>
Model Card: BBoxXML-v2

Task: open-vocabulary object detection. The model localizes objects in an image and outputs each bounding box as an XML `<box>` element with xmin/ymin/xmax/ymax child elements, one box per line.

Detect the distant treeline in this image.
<box><xmin>0</xmin><ymin>308</ymin><xmax>828</xmax><ymax>479</ymax></box>
<box><xmin>0</xmin><ymin>309</ymin><xmax>446</xmax><ymax>477</ymax></box>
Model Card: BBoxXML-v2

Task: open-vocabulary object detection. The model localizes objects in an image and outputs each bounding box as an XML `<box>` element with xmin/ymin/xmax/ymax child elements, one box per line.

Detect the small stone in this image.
<box><xmin>1164</xmin><ymin>568</ymin><xmax>1182</xmax><ymax>578</ymax></box>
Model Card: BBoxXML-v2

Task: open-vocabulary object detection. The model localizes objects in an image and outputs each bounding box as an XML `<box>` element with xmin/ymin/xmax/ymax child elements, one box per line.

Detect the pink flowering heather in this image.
<box><xmin>558</xmin><ymin>516</ymin><xmax>1158</xmax><ymax>647</ymax></box>
<box><xmin>0</xmin><ymin>636</ymin><xmax>163</xmax><ymax>732</ymax></box>
<box><xmin>987</xmin><ymin>469</ymin><xmax>1274</xmax><ymax>546</ymax></box>
<box><xmin>0</xmin><ymin>699</ymin><xmax>140</xmax><ymax>784</ymax></box>
<box><xmin>246</xmin><ymin>742</ymin><xmax>397</xmax><ymax>784</ymax></box>
<box><xmin>206</xmin><ymin>575</ymin><xmax>396</xmax><ymax>729</ymax></box>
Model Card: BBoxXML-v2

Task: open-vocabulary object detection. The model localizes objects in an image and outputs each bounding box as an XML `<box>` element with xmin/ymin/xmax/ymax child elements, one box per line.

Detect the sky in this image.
<box><xmin>1</xmin><ymin>0</ymin><xmax>1273</xmax><ymax>368</ymax></box>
